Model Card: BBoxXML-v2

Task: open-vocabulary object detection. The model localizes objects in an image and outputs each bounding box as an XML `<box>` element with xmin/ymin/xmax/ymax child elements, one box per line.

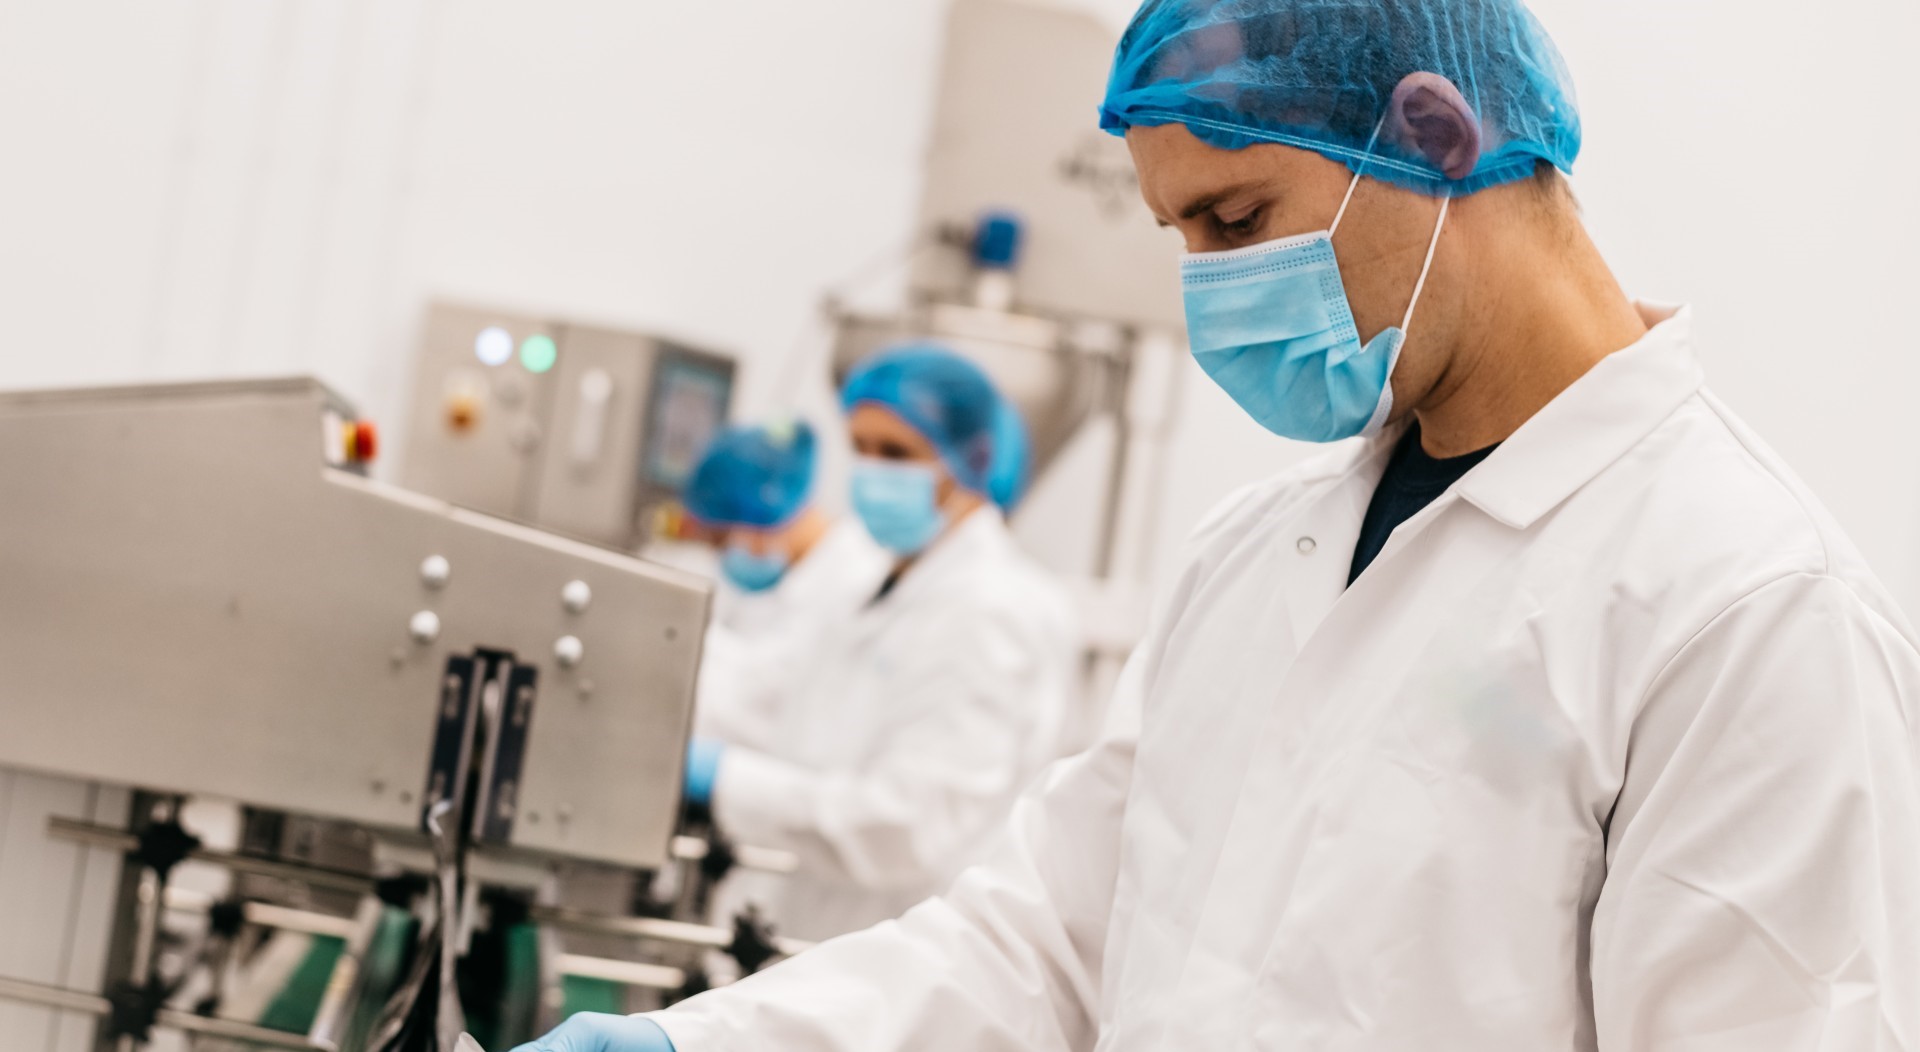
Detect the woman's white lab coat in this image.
<box><xmin>657</xmin><ymin>305</ymin><xmax>1920</xmax><ymax>1049</ymax></box>
<box><xmin>694</xmin><ymin>519</ymin><xmax>892</xmax><ymax>753</ymax></box>
<box><xmin>708</xmin><ymin>507</ymin><xmax>1081</xmax><ymax>942</ymax></box>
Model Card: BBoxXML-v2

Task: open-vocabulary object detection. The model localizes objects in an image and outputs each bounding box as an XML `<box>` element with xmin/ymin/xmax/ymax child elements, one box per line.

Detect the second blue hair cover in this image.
<box><xmin>842</xmin><ymin>343</ymin><xmax>1030</xmax><ymax>512</ymax></box>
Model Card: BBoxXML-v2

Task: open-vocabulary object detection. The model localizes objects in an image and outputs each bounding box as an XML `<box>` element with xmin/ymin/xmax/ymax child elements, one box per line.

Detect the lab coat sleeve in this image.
<box><xmin>692</xmin><ymin>624</ymin><xmax>791</xmax><ymax>753</ymax></box>
<box><xmin>711</xmin><ymin>603</ymin><xmax>1067</xmax><ymax>891</ymax></box>
<box><xmin>1592</xmin><ymin>572</ymin><xmax>1920</xmax><ymax>1049</ymax></box>
<box><xmin>653</xmin><ymin>660</ymin><xmax>1142</xmax><ymax>1052</ymax></box>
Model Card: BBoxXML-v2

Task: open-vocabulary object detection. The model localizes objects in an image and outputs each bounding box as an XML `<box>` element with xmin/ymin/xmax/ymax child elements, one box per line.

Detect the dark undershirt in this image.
<box><xmin>1348</xmin><ymin>423</ymin><xmax>1499</xmax><ymax>586</ymax></box>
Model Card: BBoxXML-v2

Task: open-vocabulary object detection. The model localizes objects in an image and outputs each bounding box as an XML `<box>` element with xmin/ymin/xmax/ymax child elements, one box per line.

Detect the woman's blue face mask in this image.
<box><xmin>850</xmin><ymin>458</ymin><xmax>948</xmax><ymax>556</ymax></box>
<box><xmin>720</xmin><ymin>543</ymin><xmax>790</xmax><ymax>593</ymax></box>
<box><xmin>1179</xmin><ymin>167</ymin><xmax>1450</xmax><ymax>444</ymax></box>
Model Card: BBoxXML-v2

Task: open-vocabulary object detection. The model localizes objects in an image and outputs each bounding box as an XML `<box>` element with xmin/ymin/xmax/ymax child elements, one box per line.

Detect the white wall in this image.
<box><xmin>0</xmin><ymin>0</ymin><xmax>947</xmax><ymax>449</ymax></box>
<box><xmin>4</xmin><ymin>0</ymin><xmax>1919</xmax><ymax>609</ymax></box>
<box><xmin>1532</xmin><ymin>0</ymin><xmax>1920</xmax><ymax>606</ymax></box>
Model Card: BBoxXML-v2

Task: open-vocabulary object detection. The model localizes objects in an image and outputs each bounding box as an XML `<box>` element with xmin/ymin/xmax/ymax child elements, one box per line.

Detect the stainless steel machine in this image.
<box><xmin>0</xmin><ymin>379</ymin><xmax>790</xmax><ymax>1051</ymax></box>
<box><xmin>401</xmin><ymin>303</ymin><xmax>736</xmax><ymax>552</ymax></box>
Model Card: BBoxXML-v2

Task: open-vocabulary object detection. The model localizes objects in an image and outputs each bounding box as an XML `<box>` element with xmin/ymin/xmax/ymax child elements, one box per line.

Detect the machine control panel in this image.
<box><xmin>402</xmin><ymin>302</ymin><xmax>736</xmax><ymax>551</ymax></box>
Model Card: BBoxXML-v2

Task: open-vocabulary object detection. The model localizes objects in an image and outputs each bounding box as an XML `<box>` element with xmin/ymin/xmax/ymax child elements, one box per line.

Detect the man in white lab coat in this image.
<box><xmin>518</xmin><ymin>0</ymin><xmax>1920</xmax><ymax>1048</ymax></box>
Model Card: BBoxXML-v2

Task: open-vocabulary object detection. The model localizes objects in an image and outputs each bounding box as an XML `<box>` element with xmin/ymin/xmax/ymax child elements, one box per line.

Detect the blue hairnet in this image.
<box><xmin>842</xmin><ymin>344</ymin><xmax>1003</xmax><ymax>498</ymax></box>
<box><xmin>1098</xmin><ymin>0</ymin><xmax>1580</xmax><ymax>197</ymax></box>
<box><xmin>682</xmin><ymin>420</ymin><xmax>817</xmax><ymax>529</ymax></box>
<box><xmin>986</xmin><ymin>396</ymin><xmax>1031</xmax><ymax>513</ymax></box>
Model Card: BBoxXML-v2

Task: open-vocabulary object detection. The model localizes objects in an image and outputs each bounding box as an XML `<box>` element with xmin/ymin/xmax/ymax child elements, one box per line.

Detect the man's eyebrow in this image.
<box><xmin>1180</xmin><ymin>184</ymin><xmax>1263</xmax><ymax>220</ymax></box>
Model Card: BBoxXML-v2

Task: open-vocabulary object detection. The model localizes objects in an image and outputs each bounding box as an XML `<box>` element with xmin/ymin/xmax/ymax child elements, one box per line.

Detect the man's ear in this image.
<box><xmin>1387</xmin><ymin>72</ymin><xmax>1482</xmax><ymax>181</ymax></box>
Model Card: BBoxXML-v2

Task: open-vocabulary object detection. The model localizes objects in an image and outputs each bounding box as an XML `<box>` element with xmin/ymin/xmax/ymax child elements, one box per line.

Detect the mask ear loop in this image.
<box><xmin>1330</xmin><ymin>116</ymin><xmax>1388</xmax><ymax>237</ymax></box>
<box><xmin>1400</xmin><ymin>195</ymin><xmax>1451</xmax><ymax>334</ymax></box>
<box><xmin>1326</xmin><ymin>111</ymin><xmax>1452</xmax><ymax>333</ymax></box>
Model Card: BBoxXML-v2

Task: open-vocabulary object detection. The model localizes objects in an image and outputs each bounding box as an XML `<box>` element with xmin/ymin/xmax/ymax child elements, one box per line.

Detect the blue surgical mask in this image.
<box><xmin>720</xmin><ymin>544</ymin><xmax>790</xmax><ymax>593</ymax></box>
<box><xmin>1180</xmin><ymin>169</ymin><xmax>1450</xmax><ymax>444</ymax></box>
<box><xmin>850</xmin><ymin>458</ymin><xmax>947</xmax><ymax>555</ymax></box>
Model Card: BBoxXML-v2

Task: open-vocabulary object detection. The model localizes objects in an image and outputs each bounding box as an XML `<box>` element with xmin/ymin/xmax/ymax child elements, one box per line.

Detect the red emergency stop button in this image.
<box><xmin>349</xmin><ymin>420</ymin><xmax>378</xmax><ymax>463</ymax></box>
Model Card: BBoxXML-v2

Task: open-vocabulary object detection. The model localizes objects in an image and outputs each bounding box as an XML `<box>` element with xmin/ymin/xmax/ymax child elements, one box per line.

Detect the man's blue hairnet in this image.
<box><xmin>1098</xmin><ymin>0</ymin><xmax>1581</xmax><ymax>197</ymax></box>
<box><xmin>682</xmin><ymin>420</ymin><xmax>817</xmax><ymax>529</ymax></box>
<box><xmin>842</xmin><ymin>344</ymin><xmax>1014</xmax><ymax>503</ymax></box>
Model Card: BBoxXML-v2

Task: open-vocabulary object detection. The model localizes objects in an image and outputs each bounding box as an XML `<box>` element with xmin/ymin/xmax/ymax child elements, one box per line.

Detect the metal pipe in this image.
<box><xmin>670</xmin><ymin>835</ymin><xmax>801</xmax><ymax>875</ymax></box>
<box><xmin>126</xmin><ymin>872</ymin><xmax>160</xmax><ymax>986</ymax></box>
<box><xmin>0</xmin><ymin>975</ymin><xmax>324</xmax><ymax>1050</ymax></box>
<box><xmin>248</xmin><ymin>901</ymin><xmax>365</xmax><ymax>942</ymax></box>
<box><xmin>534</xmin><ymin>907</ymin><xmax>727</xmax><ymax>949</ymax></box>
<box><xmin>556</xmin><ymin>954</ymin><xmax>687</xmax><ymax>992</ymax></box>
<box><xmin>116</xmin><ymin>869</ymin><xmax>162</xmax><ymax>1052</ymax></box>
<box><xmin>0</xmin><ymin>974</ymin><xmax>111</xmax><ymax>1015</ymax></box>
<box><xmin>162</xmin><ymin>889</ymin><xmax>364</xmax><ymax>941</ymax></box>
<box><xmin>47</xmin><ymin>817</ymin><xmax>379</xmax><ymax>895</ymax></box>
<box><xmin>155</xmin><ymin>1009</ymin><xmax>327</xmax><ymax>1049</ymax></box>
<box><xmin>55</xmin><ymin>817</ymin><xmax>805</xmax><ymax>888</ymax></box>
<box><xmin>1092</xmin><ymin>353</ymin><xmax>1135</xmax><ymax>581</ymax></box>
<box><xmin>528</xmin><ymin>906</ymin><xmax>812</xmax><ymax>958</ymax></box>
<box><xmin>307</xmin><ymin>896</ymin><xmax>386</xmax><ymax>1051</ymax></box>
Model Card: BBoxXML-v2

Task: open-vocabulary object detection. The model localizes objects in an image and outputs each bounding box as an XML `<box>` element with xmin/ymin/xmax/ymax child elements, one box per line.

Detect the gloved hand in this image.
<box><xmin>508</xmin><ymin>1012</ymin><xmax>675</xmax><ymax>1052</ymax></box>
<box><xmin>685</xmin><ymin>736</ymin><xmax>725</xmax><ymax>807</ymax></box>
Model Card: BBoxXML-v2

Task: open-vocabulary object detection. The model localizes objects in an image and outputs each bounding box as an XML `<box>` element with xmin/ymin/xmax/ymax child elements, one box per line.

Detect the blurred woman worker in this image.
<box><xmin>679</xmin><ymin>420</ymin><xmax>891</xmax><ymax>751</ymax></box>
<box><xmin>682</xmin><ymin>344</ymin><xmax>1080</xmax><ymax>942</ymax></box>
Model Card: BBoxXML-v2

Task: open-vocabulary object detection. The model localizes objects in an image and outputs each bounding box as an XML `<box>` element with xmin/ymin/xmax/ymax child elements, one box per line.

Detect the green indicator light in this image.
<box><xmin>520</xmin><ymin>333</ymin><xmax>558</xmax><ymax>374</ymax></box>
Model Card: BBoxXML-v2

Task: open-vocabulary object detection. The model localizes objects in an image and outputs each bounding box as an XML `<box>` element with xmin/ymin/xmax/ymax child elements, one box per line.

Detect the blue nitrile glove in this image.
<box><xmin>508</xmin><ymin>1012</ymin><xmax>675</xmax><ymax>1052</ymax></box>
<box><xmin>685</xmin><ymin>737</ymin><xmax>725</xmax><ymax>807</ymax></box>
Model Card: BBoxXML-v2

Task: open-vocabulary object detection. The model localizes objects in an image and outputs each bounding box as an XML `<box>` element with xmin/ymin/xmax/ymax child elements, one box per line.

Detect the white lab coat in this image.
<box><xmin>694</xmin><ymin>519</ymin><xmax>893</xmax><ymax>753</ymax></box>
<box><xmin>709</xmin><ymin>507</ymin><xmax>1081</xmax><ymax>943</ymax></box>
<box><xmin>655</xmin><ymin>305</ymin><xmax>1920</xmax><ymax>1050</ymax></box>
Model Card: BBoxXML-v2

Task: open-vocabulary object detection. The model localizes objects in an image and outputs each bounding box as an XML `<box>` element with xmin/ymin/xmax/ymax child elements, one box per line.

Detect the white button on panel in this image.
<box><xmin>409</xmin><ymin>610</ymin><xmax>442</xmax><ymax>645</ymax></box>
<box><xmin>420</xmin><ymin>555</ymin><xmax>451</xmax><ymax>589</ymax></box>
<box><xmin>561</xmin><ymin>579</ymin><xmax>592</xmax><ymax>614</ymax></box>
<box><xmin>554</xmin><ymin>635</ymin><xmax>585</xmax><ymax>668</ymax></box>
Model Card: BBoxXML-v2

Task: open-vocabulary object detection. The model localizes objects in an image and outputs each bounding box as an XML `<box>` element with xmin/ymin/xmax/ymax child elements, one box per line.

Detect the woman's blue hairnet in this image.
<box><xmin>986</xmin><ymin>396</ymin><xmax>1031</xmax><ymax>513</ymax></box>
<box><xmin>682</xmin><ymin>420</ymin><xmax>817</xmax><ymax>529</ymax></box>
<box><xmin>1098</xmin><ymin>0</ymin><xmax>1581</xmax><ymax>197</ymax></box>
<box><xmin>842</xmin><ymin>344</ymin><xmax>1008</xmax><ymax>501</ymax></box>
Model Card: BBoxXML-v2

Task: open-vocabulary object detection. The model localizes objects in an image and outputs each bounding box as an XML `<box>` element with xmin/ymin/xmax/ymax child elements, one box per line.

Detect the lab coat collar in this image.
<box><xmin>783</xmin><ymin>518</ymin><xmax>883</xmax><ymax>604</ymax></box>
<box><xmin>880</xmin><ymin>504</ymin><xmax>1007</xmax><ymax>606</ymax></box>
<box><xmin>1453</xmin><ymin>303</ymin><xmax>1702</xmax><ymax>531</ymax></box>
